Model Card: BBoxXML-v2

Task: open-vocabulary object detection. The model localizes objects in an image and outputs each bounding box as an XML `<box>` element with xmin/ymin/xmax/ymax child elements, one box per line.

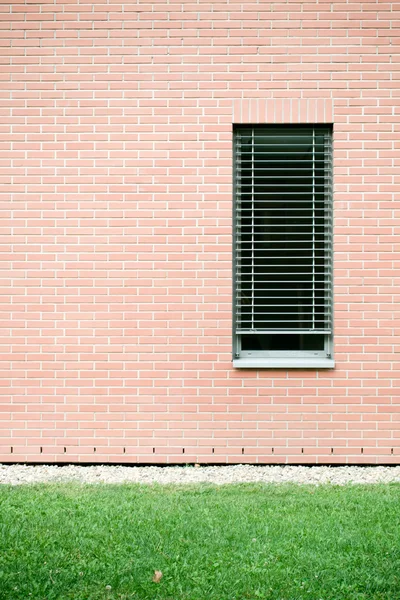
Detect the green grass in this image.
<box><xmin>0</xmin><ymin>484</ymin><xmax>399</xmax><ymax>600</ymax></box>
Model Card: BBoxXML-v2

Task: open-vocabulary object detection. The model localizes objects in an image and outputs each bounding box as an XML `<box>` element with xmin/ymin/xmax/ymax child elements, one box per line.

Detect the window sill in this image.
<box><xmin>233</xmin><ymin>357</ymin><xmax>335</xmax><ymax>369</ymax></box>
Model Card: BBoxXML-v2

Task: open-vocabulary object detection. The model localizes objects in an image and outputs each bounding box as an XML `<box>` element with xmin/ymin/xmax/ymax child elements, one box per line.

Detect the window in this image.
<box><xmin>233</xmin><ymin>125</ymin><xmax>334</xmax><ymax>368</ymax></box>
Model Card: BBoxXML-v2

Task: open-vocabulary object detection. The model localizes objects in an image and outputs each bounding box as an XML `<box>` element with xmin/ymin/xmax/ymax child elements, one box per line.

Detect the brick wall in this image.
<box><xmin>1</xmin><ymin>0</ymin><xmax>399</xmax><ymax>464</ymax></box>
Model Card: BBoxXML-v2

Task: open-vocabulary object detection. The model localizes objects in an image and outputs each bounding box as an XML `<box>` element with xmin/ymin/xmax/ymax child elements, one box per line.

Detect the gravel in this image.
<box><xmin>1</xmin><ymin>464</ymin><xmax>400</xmax><ymax>486</ymax></box>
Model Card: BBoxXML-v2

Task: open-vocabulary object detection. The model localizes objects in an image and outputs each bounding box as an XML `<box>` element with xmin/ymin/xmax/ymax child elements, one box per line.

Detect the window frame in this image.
<box><xmin>232</xmin><ymin>124</ymin><xmax>334</xmax><ymax>369</ymax></box>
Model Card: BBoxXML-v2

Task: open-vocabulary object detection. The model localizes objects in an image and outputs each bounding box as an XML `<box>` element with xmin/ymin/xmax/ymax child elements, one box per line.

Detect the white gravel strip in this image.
<box><xmin>1</xmin><ymin>464</ymin><xmax>400</xmax><ymax>486</ymax></box>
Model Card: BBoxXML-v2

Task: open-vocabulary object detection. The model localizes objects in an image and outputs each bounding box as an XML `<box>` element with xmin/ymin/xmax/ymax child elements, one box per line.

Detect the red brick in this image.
<box><xmin>0</xmin><ymin>0</ymin><xmax>398</xmax><ymax>465</ymax></box>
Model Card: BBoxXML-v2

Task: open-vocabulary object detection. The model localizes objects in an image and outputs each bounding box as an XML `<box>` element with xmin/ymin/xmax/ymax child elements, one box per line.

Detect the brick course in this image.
<box><xmin>1</xmin><ymin>0</ymin><xmax>399</xmax><ymax>464</ymax></box>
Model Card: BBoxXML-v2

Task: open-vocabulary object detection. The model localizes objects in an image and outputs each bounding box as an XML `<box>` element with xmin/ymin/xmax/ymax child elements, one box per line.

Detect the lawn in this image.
<box><xmin>0</xmin><ymin>483</ymin><xmax>399</xmax><ymax>600</ymax></box>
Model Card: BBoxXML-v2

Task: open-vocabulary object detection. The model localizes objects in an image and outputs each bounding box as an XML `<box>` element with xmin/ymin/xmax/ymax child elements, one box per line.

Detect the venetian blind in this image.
<box><xmin>234</xmin><ymin>125</ymin><xmax>333</xmax><ymax>336</ymax></box>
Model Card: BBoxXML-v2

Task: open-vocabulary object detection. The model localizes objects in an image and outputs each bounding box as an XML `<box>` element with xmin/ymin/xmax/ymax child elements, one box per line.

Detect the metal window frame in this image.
<box><xmin>232</xmin><ymin>124</ymin><xmax>334</xmax><ymax>369</ymax></box>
